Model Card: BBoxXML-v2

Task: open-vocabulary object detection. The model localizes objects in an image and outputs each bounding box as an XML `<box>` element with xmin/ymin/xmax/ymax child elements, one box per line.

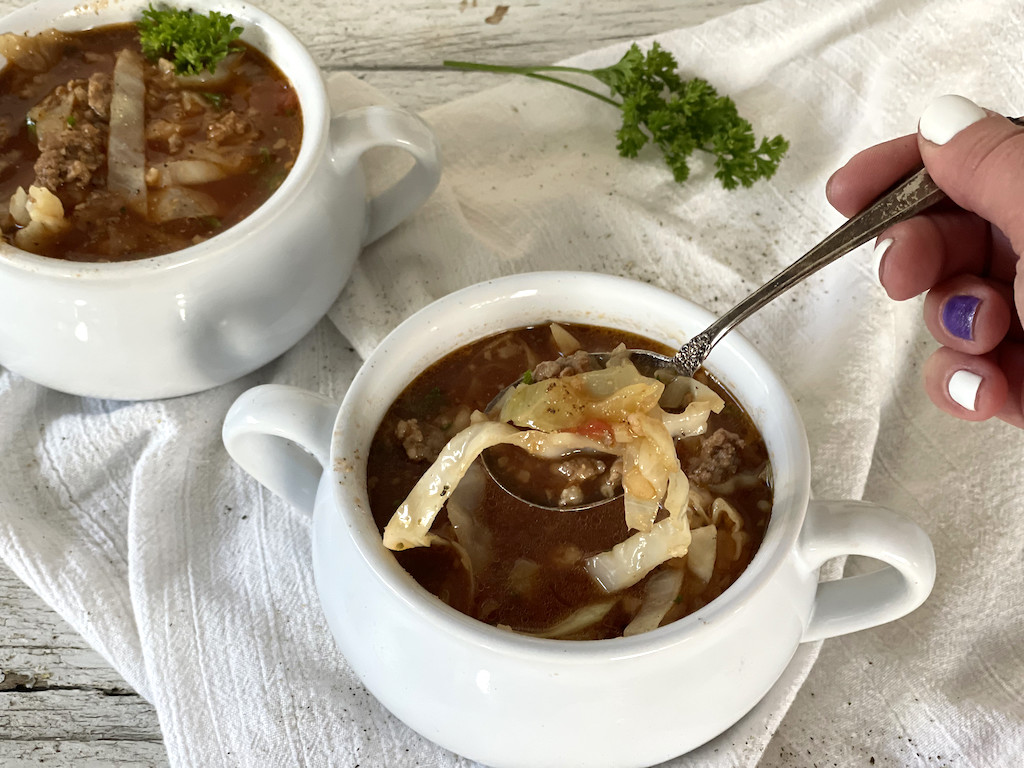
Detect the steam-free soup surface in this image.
<box><xmin>0</xmin><ymin>23</ymin><xmax>301</xmax><ymax>261</ymax></box>
<box><xmin>367</xmin><ymin>324</ymin><xmax>772</xmax><ymax>640</ymax></box>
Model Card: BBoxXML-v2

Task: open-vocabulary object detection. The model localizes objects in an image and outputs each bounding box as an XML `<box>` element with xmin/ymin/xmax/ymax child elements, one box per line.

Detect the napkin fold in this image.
<box><xmin>2</xmin><ymin>0</ymin><xmax>1023</xmax><ymax>766</ymax></box>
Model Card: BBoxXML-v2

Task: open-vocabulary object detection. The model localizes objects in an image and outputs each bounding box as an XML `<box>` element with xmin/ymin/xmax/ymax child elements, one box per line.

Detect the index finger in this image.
<box><xmin>825</xmin><ymin>134</ymin><xmax>921</xmax><ymax>217</ymax></box>
<box><xmin>918</xmin><ymin>101</ymin><xmax>1024</xmax><ymax>254</ymax></box>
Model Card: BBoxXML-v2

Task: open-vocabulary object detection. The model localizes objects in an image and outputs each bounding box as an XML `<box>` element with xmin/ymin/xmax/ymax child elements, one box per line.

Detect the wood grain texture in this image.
<box><xmin>273</xmin><ymin>0</ymin><xmax>758</xmax><ymax>68</ymax></box>
<box><xmin>0</xmin><ymin>0</ymin><xmax>753</xmax><ymax>764</ymax></box>
<box><xmin>1</xmin><ymin>562</ymin><xmax>167</xmax><ymax>765</ymax></box>
<box><xmin>0</xmin><ymin>741</ymin><xmax>169</xmax><ymax>768</ymax></box>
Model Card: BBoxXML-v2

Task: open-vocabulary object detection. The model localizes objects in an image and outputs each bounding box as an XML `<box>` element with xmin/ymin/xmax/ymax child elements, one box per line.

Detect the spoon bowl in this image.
<box><xmin>481</xmin><ymin>348</ymin><xmax>693</xmax><ymax>511</ymax></box>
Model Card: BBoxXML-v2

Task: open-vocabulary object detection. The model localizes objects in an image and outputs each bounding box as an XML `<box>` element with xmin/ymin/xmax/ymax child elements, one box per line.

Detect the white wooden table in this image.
<box><xmin>0</xmin><ymin>1</ymin><xmax>758</xmax><ymax>764</ymax></box>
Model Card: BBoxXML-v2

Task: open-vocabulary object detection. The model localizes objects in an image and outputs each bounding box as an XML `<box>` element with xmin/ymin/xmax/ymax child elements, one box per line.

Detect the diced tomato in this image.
<box><xmin>569</xmin><ymin>419</ymin><xmax>615</xmax><ymax>446</ymax></box>
<box><xmin>277</xmin><ymin>86</ymin><xmax>300</xmax><ymax>117</ymax></box>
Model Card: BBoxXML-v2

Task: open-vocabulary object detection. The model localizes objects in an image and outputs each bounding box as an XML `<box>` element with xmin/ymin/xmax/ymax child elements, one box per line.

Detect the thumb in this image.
<box><xmin>917</xmin><ymin>94</ymin><xmax>1024</xmax><ymax>254</ymax></box>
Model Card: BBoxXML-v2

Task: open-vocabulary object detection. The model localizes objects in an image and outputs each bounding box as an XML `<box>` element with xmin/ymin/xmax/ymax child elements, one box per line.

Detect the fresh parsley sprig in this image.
<box><xmin>138</xmin><ymin>4</ymin><xmax>243</xmax><ymax>76</ymax></box>
<box><xmin>444</xmin><ymin>42</ymin><xmax>789</xmax><ymax>190</ymax></box>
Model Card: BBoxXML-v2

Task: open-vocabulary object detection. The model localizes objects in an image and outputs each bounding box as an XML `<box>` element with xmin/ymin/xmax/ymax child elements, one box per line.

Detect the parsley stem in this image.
<box><xmin>442</xmin><ymin>60</ymin><xmax>618</xmax><ymax>106</ymax></box>
<box><xmin>520</xmin><ymin>73</ymin><xmax>619</xmax><ymax>105</ymax></box>
<box><xmin>443</xmin><ymin>44</ymin><xmax>788</xmax><ymax>189</ymax></box>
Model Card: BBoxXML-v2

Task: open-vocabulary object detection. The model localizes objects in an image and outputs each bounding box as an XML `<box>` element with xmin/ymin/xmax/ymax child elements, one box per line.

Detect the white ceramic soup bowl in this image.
<box><xmin>223</xmin><ymin>271</ymin><xmax>935</xmax><ymax>768</ymax></box>
<box><xmin>0</xmin><ymin>0</ymin><xmax>440</xmax><ymax>400</ymax></box>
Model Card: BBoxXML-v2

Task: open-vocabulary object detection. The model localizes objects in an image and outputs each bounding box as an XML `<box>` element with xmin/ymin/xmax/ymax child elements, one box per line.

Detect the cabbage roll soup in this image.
<box><xmin>369</xmin><ymin>323</ymin><xmax>773</xmax><ymax>641</ymax></box>
<box><xmin>0</xmin><ymin>15</ymin><xmax>301</xmax><ymax>261</ymax></box>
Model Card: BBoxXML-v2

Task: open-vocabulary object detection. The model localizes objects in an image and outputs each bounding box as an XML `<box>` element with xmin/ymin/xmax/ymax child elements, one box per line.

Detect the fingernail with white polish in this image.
<box><xmin>871</xmin><ymin>238</ymin><xmax>892</xmax><ymax>287</ymax></box>
<box><xmin>948</xmin><ymin>369</ymin><xmax>982</xmax><ymax>411</ymax></box>
<box><xmin>919</xmin><ymin>94</ymin><xmax>987</xmax><ymax>145</ymax></box>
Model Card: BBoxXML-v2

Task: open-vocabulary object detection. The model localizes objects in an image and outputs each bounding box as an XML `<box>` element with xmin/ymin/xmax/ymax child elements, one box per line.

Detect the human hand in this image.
<box><xmin>826</xmin><ymin>95</ymin><xmax>1024</xmax><ymax>428</ymax></box>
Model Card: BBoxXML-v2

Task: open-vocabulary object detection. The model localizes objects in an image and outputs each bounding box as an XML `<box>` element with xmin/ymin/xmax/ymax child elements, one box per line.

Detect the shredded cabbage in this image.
<box><xmin>623</xmin><ymin>567</ymin><xmax>684</xmax><ymax>637</ymax></box>
<box><xmin>549</xmin><ymin>322</ymin><xmax>581</xmax><ymax>355</ymax></box>
<box><xmin>382</xmin><ymin>350</ymin><xmax>737</xmax><ymax>627</ymax></box>
<box><xmin>108</xmin><ymin>49</ymin><xmax>148</xmax><ymax>215</ymax></box>
<box><xmin>149</xmin><ymin>187</ymin><xmax>220</xmax><ymax>222</ymax></box>
<box><xmin>686</xmin><ymin>524</ymin><xmax>717</xmax><ymax>582</ymax></box>
<box><xmin>584</xmin><ymin>513</ymin><xmax>692</xmax><ymax>592</ymax></box>
<box><xmin>150</xmin><ymin>159</ymin><xmax>229</xmax><ymax>187</ymax></box>
<box><xmin>383</xmin><ymin>419</ymin><xmax>606</xmax><ymax>550</ymax></box>
<box><xmin>663</xmin><ymin>399</ymin><xmax>716</xmax><ymax>437</ymax></box>
<box><xmin>516</xmin><ymin>600</ymin><xmax>617</xmax><ymax>639</ymax></box>
<box><xmin>711</xmin><ymin>497</ymin><xmax>748</xmax><ymax>560</ymax></box>
<box><xmin>443</xmin><ymin>462</ymin><xmax>492</xmax><ymax>588</ymax></box>
<box><xmin>499</xmin><ymin>363</ymin><xmax>663</xmax><ymax>432</ymax></box>
<box><xmin>0</xmin><ymin>29</ymin><xmax>69</xmax><ymax>72</ymax></box>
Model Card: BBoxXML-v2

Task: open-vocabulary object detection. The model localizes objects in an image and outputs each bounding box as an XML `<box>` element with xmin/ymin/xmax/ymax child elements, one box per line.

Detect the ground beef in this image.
<box><xmin>552</xmin><ymin>456</ymin><xmax>607</xmax><ymax>483</ymax></box>
<box><xmin>554</xmin><ymin>456</ymin><xmax>610</xmax><ymax>508</ymax></box>
<box><xmin>145</xmin><ymin>65</ymin><xmax>183</xmax><ymax>111</ymax></box>
<box><xmin>532</xmin><ymin>350</ymin><xmax>596</xmax><ymax>382</ymax></box>
<box><xmin>207</xmin><ymin>110</ymin><xmax>255</xmax><ymax>146</ymax></box>
<box><xmin>686</xmin><ymin>428</ymin><xmax>745</xmax><ymax>486</ymax></box>
<box><xmin>34</xmin><ymin>120</ymin><xmax>107</xmax><ymax>197</ymax></box>
<box><xmin>395</xmin><ymin>418</ymin><xmax>450</xmax><ymax>463</ymax></box>
<box><xmin>598</xmin><ymin>457</ymin><xmax>624</xmax><ymax>499</ymax></box>
<box><xmin>86</xmin><ymin>72</ymin><xmax>112</xmax><ymax>119</ymax></box>
<box><xmin>146</xmin><ymin>118</ymin><xmax>187</xmax><ymax>154</ymax></box>
<box><xmin>31</xmin><ymin>80</ymin><xmax>108</xmax><ymax>200</ymax></box>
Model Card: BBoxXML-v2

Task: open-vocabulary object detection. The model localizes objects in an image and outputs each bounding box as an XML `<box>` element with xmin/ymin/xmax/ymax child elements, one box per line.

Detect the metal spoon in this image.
<box><xmin>640</xmin><ymin>162</ymin><xmax>950</xmax><ymax>377</ymax></box>
<box><xmin>651</xmin><ymin>113</ymin><xmax>1024</xmax><ymax>376</ymax></box>
<box><xmin>483</xmin><ymin>164</ymin><xmax>950</xmax><ymax>510</ymax></box>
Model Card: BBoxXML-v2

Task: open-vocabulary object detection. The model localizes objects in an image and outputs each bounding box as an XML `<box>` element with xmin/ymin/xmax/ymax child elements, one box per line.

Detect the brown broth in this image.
<box><xmin>0</xmin><ymin>23</ymin><xmax>302</xmax><ymax>261</ymax></box>
<box><xmin>366</xmin><ymin>323</ymin><xmax>773</xmax><ymax>640</ymax></box>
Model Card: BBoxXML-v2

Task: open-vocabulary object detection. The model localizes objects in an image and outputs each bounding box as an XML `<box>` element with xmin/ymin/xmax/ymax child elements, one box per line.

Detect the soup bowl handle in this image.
<box><xmin>222</xmin><ymin>385</ymin><xmax>339</xmax><ymax>513</ymax></box>
<box><xmin>797</xmin><ymin>499</ymin><xmax>936</xmax><ymax>642</ymax></box>
<box><xmin>329</xmin><ymin>105</ymin><xmax>442</xmax><ymax>246</ymax></box>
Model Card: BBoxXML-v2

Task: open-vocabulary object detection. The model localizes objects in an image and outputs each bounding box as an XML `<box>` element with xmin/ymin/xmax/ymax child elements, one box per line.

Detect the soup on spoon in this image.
<box><xmin>480</xmin><ymin>330</ymin><xmax>734</xmax><ymax>511</ymax></box>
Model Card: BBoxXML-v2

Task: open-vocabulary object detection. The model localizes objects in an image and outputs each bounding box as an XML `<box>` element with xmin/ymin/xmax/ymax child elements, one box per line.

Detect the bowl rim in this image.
<box><xmin>325</xmin><ymin>270</ymin><xmax>813</xmax><ymax>660</ymax></box>
<box><xmin>0</xmin><ymin>0</ymin><xmax>329</xmax><ymax>278</ymax></box>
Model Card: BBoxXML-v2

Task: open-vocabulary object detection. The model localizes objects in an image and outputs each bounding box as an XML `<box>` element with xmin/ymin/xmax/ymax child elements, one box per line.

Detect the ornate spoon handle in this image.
<box><xmin>673</xmin><ymin>114</ymin><xmax>1024</xmax><ymax>377</ymax></box>
<box><xmin>672</xmin><ymin>165</ymin><xmax>942</xmax><ymax>375</ymax></box>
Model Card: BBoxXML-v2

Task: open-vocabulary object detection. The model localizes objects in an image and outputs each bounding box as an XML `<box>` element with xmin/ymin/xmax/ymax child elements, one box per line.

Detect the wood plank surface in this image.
<box><xmin>0</xmin><ymin>561</ymin><xmax>167</xmax><ymax>765</ymax></box>
<box><xmin>0</xmin><ymin>0</ymin><xmax>755</xmax><ymax>764</ymax></box>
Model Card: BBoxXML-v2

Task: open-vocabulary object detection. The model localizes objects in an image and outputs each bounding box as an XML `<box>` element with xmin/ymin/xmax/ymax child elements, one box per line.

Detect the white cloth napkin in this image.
<box><xmin>2</xmin><ymin>0</ymin><xmax>1023</xmax><ymax>766</ymax></box>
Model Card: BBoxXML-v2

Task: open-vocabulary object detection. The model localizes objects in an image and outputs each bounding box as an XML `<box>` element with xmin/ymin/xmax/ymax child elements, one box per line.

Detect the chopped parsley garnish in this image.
<box><xmin>202</xmin><ymin>92</ymin><xmax>225</xmax><ymax>109</ymax></box>
<box><xmin>138</xmin><ymin>4</ymin><xmax>243</xmax><ymax>76</ymax></box>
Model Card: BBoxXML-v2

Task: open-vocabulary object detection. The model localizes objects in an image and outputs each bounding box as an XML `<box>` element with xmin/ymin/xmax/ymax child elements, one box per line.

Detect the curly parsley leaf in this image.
<box><xmin>444</xmin><ymin>42</ymin><xmax>788</xmax><ymax>189</ymax></box>
<box><xmin>138</xmin><ymin>4</ymin><xmax>243</xmax><ymax>76</ymax></box>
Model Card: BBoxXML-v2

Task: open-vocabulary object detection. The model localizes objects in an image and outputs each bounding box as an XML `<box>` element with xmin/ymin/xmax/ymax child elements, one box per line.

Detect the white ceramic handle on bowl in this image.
<box><xmin>222</xmin><ymin>385</ymin><xmax>338</xmax><ymax>512</ymax></box>
<box><xmin>330</xmin><ymin>105</ymin><xmax>442</xmax><ymax>245</ymax></box>
<box><xmin>797</xmin><ymin>499</ymin><xmax>936</xmax><ymax>642</ymax></box>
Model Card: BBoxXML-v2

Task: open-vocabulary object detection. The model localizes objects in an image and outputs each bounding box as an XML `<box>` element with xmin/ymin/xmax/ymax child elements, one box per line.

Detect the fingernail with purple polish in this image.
<box><xmin>942</xmin><ymin>295</ymin><xmax>980</xmax><ymax>340</ymax></box>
